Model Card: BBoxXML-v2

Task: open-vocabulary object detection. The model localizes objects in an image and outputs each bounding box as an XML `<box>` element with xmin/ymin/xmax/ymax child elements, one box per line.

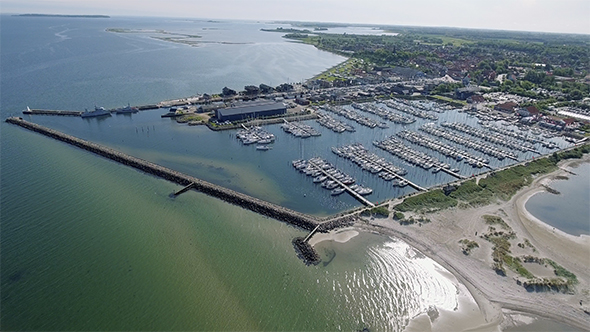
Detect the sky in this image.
<box><xmin>1</xmin><ymin>0</ymin><xmax>589</xmax><ymax>34</ymax></box>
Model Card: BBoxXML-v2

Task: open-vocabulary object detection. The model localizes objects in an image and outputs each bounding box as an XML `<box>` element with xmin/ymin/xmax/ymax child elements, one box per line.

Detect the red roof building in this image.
<box><xmin>494</xmin><ymin>101</ymin><xmax>518</xmax><ymax>113</ymax></box>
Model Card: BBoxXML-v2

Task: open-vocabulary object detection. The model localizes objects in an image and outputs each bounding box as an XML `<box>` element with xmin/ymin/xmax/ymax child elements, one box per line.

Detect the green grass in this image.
<box><xmin>503</xmin><ymin>255</ymin><xmax>534</xmax><ymax>278</ymax></box>
<box><xmin>545</xmin><ymin>259</ymin><xmax>578</xmax><ymax>284</ymax></box>
<box><xmin>450</xmin><ymin>179</ymin><xmax>493</xmax><ymax>206</ymax></box>
<box><xmin>394</xmin><ymin>189</ymin><xmax>457</xmax><ymax>212</ymax></box>
<box><xmin>479</xmin><ymin>158</ymin><xmax>557</xmax><ymax>200</ymax></box>
<box><xmin>429</xmin><ymin>95</ymin><xmax>467</xmax><ymax>106</ymax></box>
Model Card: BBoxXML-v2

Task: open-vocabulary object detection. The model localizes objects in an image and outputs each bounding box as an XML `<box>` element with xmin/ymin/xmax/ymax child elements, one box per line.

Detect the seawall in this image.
<box><xmin>5</xmin><ymin>117</ymin><xmax>320</xmax><ymax>231</ymax></box>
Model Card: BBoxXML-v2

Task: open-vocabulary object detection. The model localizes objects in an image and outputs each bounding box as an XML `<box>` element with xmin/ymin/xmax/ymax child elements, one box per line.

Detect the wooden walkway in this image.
<box><xmin>308</xmin><ymin>160</ymin><xmax>375</xmax><ymax>207</ymax></box>
<box><xmin>439</xmin><ymin>167</ymin><xmax>467</xmax><ymax>180</ymax></box>
<box><xmin>172</xmin><ymin>182</ymin><xmax>195</xmax><ymax>196</ymax></box>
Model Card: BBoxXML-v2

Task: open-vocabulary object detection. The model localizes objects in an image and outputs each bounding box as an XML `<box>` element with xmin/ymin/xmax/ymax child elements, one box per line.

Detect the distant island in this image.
<box><xmin>14</xmin><ymin>14</ymin><xmax>110</xmax><ymax>18</ymax></box>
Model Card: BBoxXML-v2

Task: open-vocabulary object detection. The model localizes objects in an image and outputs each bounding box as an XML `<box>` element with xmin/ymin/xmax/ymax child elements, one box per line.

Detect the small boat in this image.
<box><xmin>313</xmin><ymin>175</ymin><xmax>327</xmax><ymax>183</ymax></box>
<box><xmin>256</xmin><ymin>145</ymin><xmax>269</xmax><ymax>151</ymax></box>
<box><xmin>331</xmin><ymin>187</ymin><xmax>346</xmax><ymax>196</ymax></box>
<box><xmin>325</xmin><ymin>182</ymin><xmax>339</xmax><ymax>190</ymax></box>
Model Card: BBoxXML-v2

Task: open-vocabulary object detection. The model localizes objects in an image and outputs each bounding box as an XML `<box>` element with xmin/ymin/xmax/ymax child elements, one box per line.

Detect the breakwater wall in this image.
<box><xmin>5</xmin><ymin>117</ymin><xmax>320</xmax><ymax>231</ymax></box>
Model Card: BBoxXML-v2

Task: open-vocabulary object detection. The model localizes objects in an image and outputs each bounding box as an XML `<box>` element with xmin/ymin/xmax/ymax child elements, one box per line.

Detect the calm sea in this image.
<box><xmin>525</xmin><ymin>162</ymin><xmax>590</xmax><ymax>236</ymax></box>
<box><xmin>0</xmin><ymin>15</ymin><xmax>578</xmax><ymax>331</ymax></box>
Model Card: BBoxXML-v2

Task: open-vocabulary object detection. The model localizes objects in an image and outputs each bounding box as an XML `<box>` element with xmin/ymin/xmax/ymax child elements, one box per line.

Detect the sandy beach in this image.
<box><xmin>349</xmin><ymin>155</ymin><xmax>590</xmax><ymax>331</ymax></box>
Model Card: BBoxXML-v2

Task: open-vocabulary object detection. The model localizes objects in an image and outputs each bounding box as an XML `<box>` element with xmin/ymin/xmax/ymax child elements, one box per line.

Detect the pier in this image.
<box><xmin>23</xmin><ymin>108</ymin><xmax>83</xmax><ymax>116</ymax></box>
<box><xmin>5</xmin><ymin>117</ymin><xmax>320</xmax><ymax>231</ymax></box>
<box><xmin>172</xmin><ymin>182</ymin><xmax>195</xmax><ymax>196</ymax></box>
<box><xmin>307</xmin><ymin>160</ymin><xmax>375</xmax><ymax>207</ymax></box>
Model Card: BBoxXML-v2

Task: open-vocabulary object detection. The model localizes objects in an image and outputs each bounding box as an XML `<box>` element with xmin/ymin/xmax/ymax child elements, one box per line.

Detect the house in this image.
<box><xmin>467</xmin><ymin>95</ymin><xmax>485</xmax><ymax>103</ymax></box>
<box><xmin>525</xmin><ymin>106</ymin><xmax>540</xmax><ymax>118</ymax></box>
<box><xmin>455</xmin><ymin>86</ymin><xmax>479</xmax><ymax>100</ymax></box>
<box><xmin>494</xmin><ymin>101</ymin><xmax>518</xmax><ymax>113</ymax></box>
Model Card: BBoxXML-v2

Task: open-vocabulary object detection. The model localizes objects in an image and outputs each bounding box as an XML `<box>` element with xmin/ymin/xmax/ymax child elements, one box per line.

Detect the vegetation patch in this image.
<box><xmin>449</xmin><ymin>179</ymin><xmax>493</xmax><ymax>206</ymax></box>
<box><xmin>458</xmin><ymin>239</ymin><xmax>479</xmax><ymax>255</ymax></box>
<box><xmin>545</xmin><ymin>259</ymin><xmax>578</xmax><ymax>285</ymax></box>
<box><xmin>361</xmin><ymin>206</ymin><xmax>390</xmax><ymax>218</ymax></box>
<box><xmin>398</xmin><ymin>215</ymin><xmax>431</xmax><ymax>226</ymax></box>
<box><xmin>394</xmin><ymin>189</ymin><xmax>457</xmax><ymax>212</ymax></box>
<box><xmin>482</xmin><ymin>215</ymin><xmax>510</xmax><ymax>230</ymax></box>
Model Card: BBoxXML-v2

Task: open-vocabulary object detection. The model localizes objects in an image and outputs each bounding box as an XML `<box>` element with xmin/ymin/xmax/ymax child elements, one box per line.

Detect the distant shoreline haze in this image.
<box><xmin>14</xmin><ymin>14</ymin><xmax>110</xmax><ymax>18</ymax></box>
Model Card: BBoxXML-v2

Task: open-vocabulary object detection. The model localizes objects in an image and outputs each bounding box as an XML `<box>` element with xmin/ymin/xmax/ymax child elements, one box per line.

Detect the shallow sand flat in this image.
<box><xmin>308</xmin><ymin>227</ymin><xmax>359</xmax><ymax>246</ymax></box>
<box><xmin>358</xmin><ymin>155</ymin><xmax>590</xmax><ymax>330</ymax></box>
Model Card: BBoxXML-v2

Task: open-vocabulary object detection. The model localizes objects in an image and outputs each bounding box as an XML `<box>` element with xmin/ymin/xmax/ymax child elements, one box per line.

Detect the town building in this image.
<box><xmin>215</xmin><ymin>101</ymin><xmax>287</xmax><ymax>122</ymax></box>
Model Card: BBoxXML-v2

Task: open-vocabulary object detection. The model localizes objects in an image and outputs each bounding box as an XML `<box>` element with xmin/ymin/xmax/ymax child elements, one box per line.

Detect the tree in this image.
<box><xmin>221</xmin><ymin>87</ymin><xmax>236</xmax><ymax>96</ymax></box>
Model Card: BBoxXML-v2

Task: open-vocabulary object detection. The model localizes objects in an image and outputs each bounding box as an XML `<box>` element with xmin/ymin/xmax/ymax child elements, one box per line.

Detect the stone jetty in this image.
<box><xmin>5</xmin><ymin>117</ymin><xmax>320</xmax><ymax>231</ymax></box>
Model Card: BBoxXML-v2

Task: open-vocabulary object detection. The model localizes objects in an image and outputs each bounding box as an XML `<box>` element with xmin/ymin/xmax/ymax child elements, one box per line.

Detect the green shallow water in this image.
<box><xmin>0</xmin><ymin>126</ymin><xmax>374</xmax><ymax>330</ymax></box>
<box><xmin>0</xmin><ymin>125</ymin><xmax>467</xmax><ymax>331</ymax></box>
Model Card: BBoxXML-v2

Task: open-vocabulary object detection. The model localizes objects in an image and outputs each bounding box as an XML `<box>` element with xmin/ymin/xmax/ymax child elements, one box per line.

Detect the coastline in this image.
<box><xmin>354</xmin><ymin>154</ymin><xmax>590</xmax><ymax>331</ymax></box>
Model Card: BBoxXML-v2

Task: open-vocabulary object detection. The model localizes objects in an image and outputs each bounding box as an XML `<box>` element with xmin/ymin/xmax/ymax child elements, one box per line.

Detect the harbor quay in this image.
<box><xmin>5</xmin><ymin>117</ymin><xmax>354</xmax><ymax>239</ymax></box>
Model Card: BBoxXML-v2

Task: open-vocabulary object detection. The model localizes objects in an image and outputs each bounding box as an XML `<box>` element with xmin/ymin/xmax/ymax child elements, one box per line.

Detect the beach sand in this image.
<box><xmin>354</xmin><ymin>155</ymin><xmax>590</xmax><ymax>331</ymax></box>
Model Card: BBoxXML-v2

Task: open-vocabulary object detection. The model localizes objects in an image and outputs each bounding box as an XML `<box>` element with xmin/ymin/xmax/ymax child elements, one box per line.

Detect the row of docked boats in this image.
<box><xmin>321</xmin><ymin>105</ymin><xmax>387</xmax><ymax>129</ymax></box>
<box><xmin>482</xmin><ymin>122</ymin><xmax>542</xmax><ymax>144</ymax></box>
<box><xmin>420</xmin><ymin>123</ymin><xmax>517</xmax><ymax>161</ymax></box>
<box><xmin>291</xmin><ymin>158</ymin><xmax>373</xmax><ymax>196</ymax></box>
<box><xmin>441</xmin><ymin>122</ymin><xmax>537</xmax><ymax>153</ymax></box>
<box><xmin>384</xmin><ymin>99</ymin><xmax>439</xmax><ymax>120</ymax></box>
<box><xmin>373</xmin><ymin>137</ymin><xmax>452</xmax><ymax>171</ymax></box>
<box><xmin>397</xmin><ymin>130</ymin><xmax>489</xmax><ymax>168</ymax></box>
<box><xmin>400</xmin><ymin>99</ymin><xmax>451</xmax><ymax>113</ymax></box>
<box><xmin>351</xmin><ymin>102</ymin><xmax>415</xmax><ymax>124</ymax></box>
<box><xmin>331</xmin><ymin>143</ymin><xmax>410</xmax><ymax>182</ymax></box>
<box><xmin>483</xmin><ymin>123</ymin><xmax>559</xmax><ymax>149</ymax></box>
<box><xmin>280</xmin><ymin>121</ymin><xmax>321</xmax><ymax>138</ymax></box>
<box><xmin>236</xmin><ymin>126</ymin><xmax>276</xmax><ymax>146</ymax></box>
<box><xmin>316</xmin><ymin>112</ymin><xmax>356</xmax><ymax>133</ymax></box>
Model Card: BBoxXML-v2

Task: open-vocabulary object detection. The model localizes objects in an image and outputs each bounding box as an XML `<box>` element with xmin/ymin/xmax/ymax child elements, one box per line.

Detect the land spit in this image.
<box><xmin>6</xmin><ymin>117</ymin><xmax>354</xmax><ymax>250</ymax></box>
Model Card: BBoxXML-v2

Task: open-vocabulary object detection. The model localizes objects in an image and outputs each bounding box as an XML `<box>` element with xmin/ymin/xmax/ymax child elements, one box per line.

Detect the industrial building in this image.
<box><xmin>215</xmin><ymin>101</ymin><xmax>287</xmax><ymax>122</ymax></box>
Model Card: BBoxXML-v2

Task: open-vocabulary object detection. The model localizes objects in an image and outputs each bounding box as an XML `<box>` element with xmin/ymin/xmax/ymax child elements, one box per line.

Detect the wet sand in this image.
<box><xmin>357</xmin><ymin>155</ymin><xmax>590</xmax><ymax>331</ymax></box>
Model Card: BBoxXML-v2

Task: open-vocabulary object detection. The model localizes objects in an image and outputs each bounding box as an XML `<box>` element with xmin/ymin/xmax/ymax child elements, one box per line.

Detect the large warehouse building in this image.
<box><xmin>215</xmin><ymin>101</ymin><xmax>287</xmax><ymax>122</ymax></box>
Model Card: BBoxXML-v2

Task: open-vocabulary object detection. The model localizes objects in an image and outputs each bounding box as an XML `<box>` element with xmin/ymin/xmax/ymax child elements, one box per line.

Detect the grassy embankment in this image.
<box><xmin>394</xmin><ymin>145</ymin><xmax>589</xmax><ymax>213</ymax></box>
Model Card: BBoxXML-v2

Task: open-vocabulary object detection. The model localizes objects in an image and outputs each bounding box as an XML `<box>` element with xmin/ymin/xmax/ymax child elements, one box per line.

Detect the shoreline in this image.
<box><xmin>353</xmin><ymin>154</ymin><xmax>590</xmax><ymax>331</ymax></box>
<box><xmin>518</xmin><ymin>163</ymin><xmax>590</xmax><ymax>244</ymax></box>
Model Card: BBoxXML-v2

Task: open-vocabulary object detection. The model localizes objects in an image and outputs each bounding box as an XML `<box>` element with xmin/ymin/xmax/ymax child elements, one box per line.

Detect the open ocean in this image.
<box><xmin>0</xmin><ymin>15</ymin><xmax>580</xmax><ymax>331</ymax></box>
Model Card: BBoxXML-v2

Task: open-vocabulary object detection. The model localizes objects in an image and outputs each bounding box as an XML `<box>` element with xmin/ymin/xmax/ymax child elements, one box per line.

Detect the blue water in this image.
<box><xmin>526</xmin><ymin>162</ymin><xmax>590</xmax><ymax>236</ymax></box>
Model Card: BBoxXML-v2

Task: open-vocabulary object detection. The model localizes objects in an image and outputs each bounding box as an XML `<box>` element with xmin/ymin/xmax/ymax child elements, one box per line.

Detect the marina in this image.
<box><xmin>292</xmin><ymin>157</ymin><xmax>375</xmax><ymax>206</ymax></box>
<box><xmin>331</xmin><ymin>143</ymin><xmax>425</xmax><ymax>191</ymax></box>
<box><xmin>384</xmin><ymin>99</ymin><xmax>439</xmax><ymax>120</ymax></box>
<box><xmin>442</xmin><ymin>122</ymin><xmax>539</xmax><ymax>153</ymax></box>
<box><xmin>420</xmin><ymin>123</ymin><xmax>519</xmax><ymax>161</ymax></box>
<box><xmin>315</xmin><ymin>112</ymin><xmax>355</xmax><ymax>133</ymax></box>
<box><xmin>351</xmin><ymin>102</ymin><xmax>415</xmax><ymax>124</ymax></box>
<box><xmin>396</xmin><ymin>130</ymin><xmax>492</xmax><ymax>169</ymax></box>
<box><xmin>281</xmin><ymin>119</ymin><xmax>322</xmax><ymax>138</ymax></box>
<box><xmin>321</xmin><ymin>104</ymin><xmax>387</xmax><ymax>128</ymax></box>
<box><xmin>236</xmin><ymin>125</ymin><xmax>276</xmax><ymax>145</ymax></box>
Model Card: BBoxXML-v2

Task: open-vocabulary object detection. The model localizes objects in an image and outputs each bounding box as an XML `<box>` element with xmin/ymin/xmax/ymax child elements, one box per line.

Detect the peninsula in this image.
<box><xmin>14</xmin><ymin>14</ymin><xmax>110</xmax><ymax>18</ymax></box>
